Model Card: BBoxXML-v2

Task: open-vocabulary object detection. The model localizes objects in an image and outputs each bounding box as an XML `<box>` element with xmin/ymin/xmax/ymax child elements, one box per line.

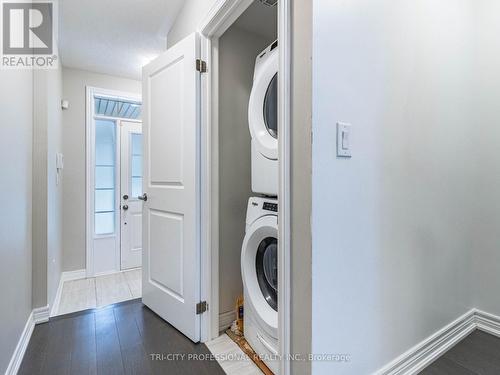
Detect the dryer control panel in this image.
<box><xmin>263</xmin><ymin>202</ymin><xmax>278</xmax><ymax>212</ymax></box>
<box><xmin>246</xmin><ymin>197</ymin><xmax>278</xmax><ymax>226</ymax></box>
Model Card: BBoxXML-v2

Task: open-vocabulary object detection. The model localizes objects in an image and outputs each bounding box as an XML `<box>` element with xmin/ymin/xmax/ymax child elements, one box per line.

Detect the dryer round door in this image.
<box><xmin>248</xmin><ymin>48</ymin><xmax>278</xmax><ymax>161</ymax></box>
<box><xmin>241</xmin><ymin>215</ymin><xmax>278</xmax><ymax>337</ymax></box>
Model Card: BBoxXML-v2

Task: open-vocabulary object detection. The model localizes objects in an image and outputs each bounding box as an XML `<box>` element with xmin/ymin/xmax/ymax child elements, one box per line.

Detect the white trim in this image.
<box><xmin>277</xmin><ymin>1</ymin><xmax>291</xmax><ymax>374</ymax></box>
<box><xmin>198</xmin><ymin>0</ymin><xmax>254</xmax><ymax>344</ymax></box>
<box><xmin>219</xmin><ymin>310</ymin><xmax>236</xmax><ymax>332</ymax></box>
<box><xmin>5</xmin><ymin>305</ymin><xmax>58</xmax><ymax>374</ymax></box>
<box><xmin>50</xmin><ymin>269</ymin><xmax>87</xmax><ymax>316</ymax></box>
<box><xmin>198</xmin><ymin>2</ymin><xmax>292</xmax><ymax>374</ymax></box>
<box><xmin>4</xmin><ymin>312</ymin><xmax>34</xmax><ymax>375</ymax></box>
<box><xmin>94</xmin><ymin>115</ymin><xmax>142</xmax><ymax>123</ymax></box>
<box><xmin>375</xmin><ymin>309</ymin><xmax>500</xmax><ymax>375</ymax></box>
<box><xmin>198</xmin><ymin>0</ymin><xmax>253</xmax><ymax>38</ymax></box>
<box><xmin>199</xmin><ymin>34</ymin><xmax>217</xmax><ymax>343</ymax></box>
<box><xmin>85</xmin><ymin>87</ymin><xmax>142</xmax><ymax>278</ymax></box>
<box><xmin>89</xmin><ymin>87</ymin><xmax>142</xmax><ymax>103</ymax></box>
<box><xmin>33</xmin><ymin>306</ymin><xmax>50</xmax><ymax>324</ymax></box>
<box><xmin>475</xmin><ymin>309</ymin><xmax>500</xmax><ymax>338</ymax></box>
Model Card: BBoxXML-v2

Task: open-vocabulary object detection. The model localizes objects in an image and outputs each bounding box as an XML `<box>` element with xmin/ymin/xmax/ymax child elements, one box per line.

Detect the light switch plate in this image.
<box><xmin>337</xmin><ymin>122</ymin><xmax>352</xmax><ymax>157</ymax></box>
<box><xmin>56</xmin><ymin>153</ymin><xmax>64</xmax><ymax>169</ymax></box>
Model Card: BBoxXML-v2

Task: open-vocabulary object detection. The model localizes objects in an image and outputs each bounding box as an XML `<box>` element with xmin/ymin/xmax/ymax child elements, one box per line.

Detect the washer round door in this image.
<box><xmin>248</xmin><ymin>48</ymin><xmax>278</xmax><ymax>161</ymax></box>
<box><xmin>241</xmin><ymin>215</ymin><xmax>278</xmax><ymax>337</ymax></box>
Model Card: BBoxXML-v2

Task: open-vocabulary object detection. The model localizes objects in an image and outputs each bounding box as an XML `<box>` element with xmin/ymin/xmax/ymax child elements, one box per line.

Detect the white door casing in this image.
<box><xmin>120</xmin><ymin>121</ymin><xmax>143</xmax><ymax>270</ymax></box>
<box><xmin>198</xmin><ymin>2</ymin><xmax>292</xmax><ymax>373</ymax></box>
<box><xmin>142</xmin><ymin>32</ymin><xmax>202</xmax><ymax>342</ymax></box>
<box><xmin>85</xmin><ymin>87</ymin><xmax>142</xmax><ymax>278</ymax></box>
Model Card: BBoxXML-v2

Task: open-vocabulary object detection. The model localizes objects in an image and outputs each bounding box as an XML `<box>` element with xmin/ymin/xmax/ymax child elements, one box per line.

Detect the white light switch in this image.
<box><xmin>337</xmin><ymin>122</ymin><xmax>352</xmax><ymax>157</ymax></box>
<box><xmin>56</xmin><ymin>153</ymin><xmax>64</xmax><ymax>186</ymax></box>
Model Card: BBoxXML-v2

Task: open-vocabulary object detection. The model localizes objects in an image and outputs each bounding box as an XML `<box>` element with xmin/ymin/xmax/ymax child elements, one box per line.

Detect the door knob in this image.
<box><xmin>122</xmin><ymin>204</ymin><xmax>129</xmax><ymax>210</ymax></box>
<box><xmin>138</xmin><ymin>193</ymin><xmax>148</xmax><ymax>201</ymax></box>
<box><xmin>123</xmin><ymin>194</ymin><xmax>129</xmax><ymax>200</ymax></box>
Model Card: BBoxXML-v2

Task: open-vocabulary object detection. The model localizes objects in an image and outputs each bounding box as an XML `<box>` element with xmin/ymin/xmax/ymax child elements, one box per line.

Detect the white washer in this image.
<box><xmin>241</xmin><ymin>197</ymin><xmax>278</xmax><ymax>373</ymax></box>
<box><xmin>248</xmin><ymin>41</ymin><xmax>278</xmax><ymax>196</ymax></box>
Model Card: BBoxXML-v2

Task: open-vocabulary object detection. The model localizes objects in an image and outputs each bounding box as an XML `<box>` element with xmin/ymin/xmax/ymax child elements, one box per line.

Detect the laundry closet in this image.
<box><xmin>217</xmin><ymin>1</ymin><xmax>279</xmax><ymax>372</ymax></box>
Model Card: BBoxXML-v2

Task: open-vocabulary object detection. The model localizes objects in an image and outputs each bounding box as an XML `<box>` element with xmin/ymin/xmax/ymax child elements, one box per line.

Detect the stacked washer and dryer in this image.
<box><xmin>241</xmin><ymin>40</ymin><xmax>279</xmax><ymax>373</ymax></box>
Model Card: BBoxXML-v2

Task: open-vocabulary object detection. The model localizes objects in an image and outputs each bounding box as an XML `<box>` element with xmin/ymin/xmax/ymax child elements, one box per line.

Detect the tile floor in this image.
<box><xmin>206</xmin><ymin>334</ymin><xmax>262</xmax><ymax>375</ymax></box>
<box><xmin>56</xmin><ymin>268</ymin><xmax>141</xmax><ymax>316</ymax></box>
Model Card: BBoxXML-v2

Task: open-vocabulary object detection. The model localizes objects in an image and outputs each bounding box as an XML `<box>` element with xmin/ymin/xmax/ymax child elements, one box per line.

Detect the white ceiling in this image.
<box><xmin>233</xmin><ymin>1</ymin><xmax>277</xmax><ymax>42</ymax></box>
<box><xmin>59</xmin><ymin>0</ymin><xmax>184</xmax><ymax>80</ymax></box>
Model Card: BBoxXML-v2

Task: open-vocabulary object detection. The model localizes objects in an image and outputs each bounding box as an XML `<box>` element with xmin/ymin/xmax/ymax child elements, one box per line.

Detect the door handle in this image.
<box><xmin>122</xmin><ymin>204</ymin><xmax>129</xmax><ymax>210</ymax></box>
<box><xmin>138</xmin><ymin>193</ymin><xmax>148</xmax><ymax>202</ymax></box>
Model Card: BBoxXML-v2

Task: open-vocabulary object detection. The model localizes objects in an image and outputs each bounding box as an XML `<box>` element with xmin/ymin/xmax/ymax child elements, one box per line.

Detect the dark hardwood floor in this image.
<box><xmin>420</xmin><ymin>330</ymin><xmax>500</xmax><ymax>375</ymax></box>
<box><xmin>19</xmin><ymin>299</ymin><xmax>225</xmax><ymax>375</ymax></box>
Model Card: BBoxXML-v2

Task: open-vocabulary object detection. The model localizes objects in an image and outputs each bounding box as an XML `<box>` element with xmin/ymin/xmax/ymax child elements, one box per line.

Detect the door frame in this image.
<box><xmin>85</xmin><ymin>86</ymin><xmax>142</xmax><ymax>278</ymax></box>
<box><xmin>198</xmin><ymin>1</ymin><xmax>291</xmax><ymax>374</ymax></box>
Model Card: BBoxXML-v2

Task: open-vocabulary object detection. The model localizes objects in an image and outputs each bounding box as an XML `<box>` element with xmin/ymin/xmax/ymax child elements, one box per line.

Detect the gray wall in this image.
<box><xmin>0</xmin><ymin>70</ymin><xmax>33</xmax><ymax>373</ymax></box>
<box><xmin>62</xmin><ymin>67</ymin><xmax>141</xmax><ymax>271</ymax></box>
<box><xmin>218</xmin><ymin>25</ymin><xmax>273</xmax><ymax>315</ymax></box>
<box><xmin>33</xmin><ymin>71</ymin><xmax>49</xmax><ymax>308</ymax></box>
<box><xmin>47</xmin><ymin>66</ymin><xmax>64</xmax><ymax>306</ymax></box>
<box><xmin>311</xmin><ymin>0</ymin><xmax>488</xmax><ymax>373</ymax></box>
<box><xmin>290</xmin><ymin>0</ymin><xmax>312</xmax><ymax>374</ymax></box>
<box><xmin>167</xmin><ymin>0</ymin><xmax>218</xmax><ymax>48</ymax></box>
<box><xmin>468</xmin><ymin>2</ymin><xmax>500</xmax><ymax>319</ymax></box>
<box><xmin>32</xmin><ymin>66</ymin><xmax>64</xmax><ymax>309</ymax></box>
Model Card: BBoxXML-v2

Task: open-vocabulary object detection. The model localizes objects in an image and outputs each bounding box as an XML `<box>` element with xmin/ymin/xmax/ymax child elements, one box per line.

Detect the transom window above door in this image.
<box><xmin>94</xmin><ymin>96</ymin><xmax>142</xmax><ymax>119</ymax></box>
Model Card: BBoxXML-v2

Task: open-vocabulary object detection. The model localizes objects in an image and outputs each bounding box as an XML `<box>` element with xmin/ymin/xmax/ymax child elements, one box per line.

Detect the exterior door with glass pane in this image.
<box><xmin>89</xmin><ymin>89</ymin><xmax>142</xmax><ymax>277</ymax></box>
<box><xmin>120</xmin><ymin>122</ymin><xmax>143</xmax><ymax>270</ymax></box>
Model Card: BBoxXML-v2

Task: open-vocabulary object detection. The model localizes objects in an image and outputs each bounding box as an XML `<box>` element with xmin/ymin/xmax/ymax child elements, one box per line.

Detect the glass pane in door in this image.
<box><xmin>94</xmin><ymin>119</ymin><xmax>116</xmax><ymax>235</ymax></box>
<box><xmin>130</xmin><ymin>133</ymin><xmax>143</xmax><ymax>198</ymax></box>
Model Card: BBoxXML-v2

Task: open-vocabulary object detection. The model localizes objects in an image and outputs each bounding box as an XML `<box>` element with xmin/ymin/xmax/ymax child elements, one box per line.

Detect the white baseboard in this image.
<box><xmin>33</xmin><ymin>305</ymin><xmax>50</xmax><ymax>324</ymax></box>
<box><xmin>375</xmin><ymin>308</ymin><xmax>500</xmax><ymax>375</ymax></box>
<box><xmin>50</xmin><ymin>269</ymin><xmax>86</xmax><ymax>317</ymax></box>
<box><xmin>475</xmin><ymin>309</ymin><xmax>500</xmax><ymax>338</ymax></box>
<box><xmin>4</xmin><ymin>311</ymin><xmax>34</xmax><ymax>375</ymax></box>
<box><xmin>219</xmin><ymin>310</ymin><xmax>236</xmax><ymax>332</ymax></box>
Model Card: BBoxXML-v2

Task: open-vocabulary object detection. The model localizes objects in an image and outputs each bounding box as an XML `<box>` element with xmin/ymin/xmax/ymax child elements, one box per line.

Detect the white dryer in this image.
<box><xmin>241</xmin><ymin>197</ymin><xmax>278</xmax><ymax>373</ymax></box>
<box><xmin>248</xmin><ymin>41</ymin><xmax>278</xmax><ymax>196</ymax></box>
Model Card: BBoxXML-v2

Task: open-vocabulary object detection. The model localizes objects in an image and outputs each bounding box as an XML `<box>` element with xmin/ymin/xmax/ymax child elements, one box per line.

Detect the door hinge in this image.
<box><xmin>196</xmin><ymin>301</ymin><xmax>208</xmax><ymax>314</ymax></box>
<box><xmin>196</xmin><ymin>59</ymin><xmax>207</xmax><ymax>73</ymax></box>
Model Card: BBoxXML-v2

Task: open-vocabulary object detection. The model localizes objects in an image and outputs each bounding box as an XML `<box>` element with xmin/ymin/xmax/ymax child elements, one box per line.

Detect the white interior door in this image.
<box><xmin>141</xmin><ymin>33</ymin><xmax>202</xmax><ymax>342</ymax></box>
<box><xmin>120</xmin><ymin>121</ymin><xmax>143</xmax><ymax>270</ymax></box>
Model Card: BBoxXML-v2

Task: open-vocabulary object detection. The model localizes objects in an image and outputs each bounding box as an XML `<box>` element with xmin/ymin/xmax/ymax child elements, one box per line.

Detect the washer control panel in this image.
<box><xmin>263</xmin><ymin>202</ymin><xmax>278</xmax><ymax>212</ymax></box>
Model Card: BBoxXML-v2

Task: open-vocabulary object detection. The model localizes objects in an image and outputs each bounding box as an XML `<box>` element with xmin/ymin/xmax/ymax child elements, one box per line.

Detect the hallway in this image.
<box><xmin>20</xmin><ymin>300</ymin><xmax>225</xmax><ymax>375</ymax></box>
